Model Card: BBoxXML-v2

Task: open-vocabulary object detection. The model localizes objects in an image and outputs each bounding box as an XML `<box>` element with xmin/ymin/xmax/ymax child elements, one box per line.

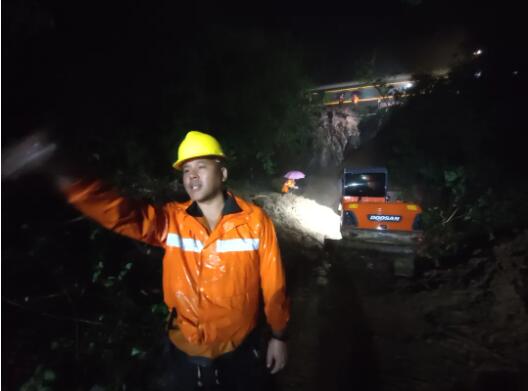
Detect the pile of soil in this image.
<box><xmin>235</xmin><ymin>179</ymin><xmax>528</xmax><ymax>390</ymax></box>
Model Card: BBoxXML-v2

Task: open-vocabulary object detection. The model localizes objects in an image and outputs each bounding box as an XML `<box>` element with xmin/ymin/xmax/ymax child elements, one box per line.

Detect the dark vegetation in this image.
<box><xmin>2</xmin><ymin>1</ymin><xmax>527</xmax><ymax>390</ymax></box>
<box><xmin>378</xmin><ymin>45</ymin><xmax>528</xmax><ymax>260</ymax></box>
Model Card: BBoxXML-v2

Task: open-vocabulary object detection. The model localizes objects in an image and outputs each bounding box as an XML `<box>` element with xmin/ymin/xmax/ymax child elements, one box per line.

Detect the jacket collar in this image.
<box><xmin>185</xmin><ymin>191</ymin><xmax>243</xmax><ymax>218</ymax></box>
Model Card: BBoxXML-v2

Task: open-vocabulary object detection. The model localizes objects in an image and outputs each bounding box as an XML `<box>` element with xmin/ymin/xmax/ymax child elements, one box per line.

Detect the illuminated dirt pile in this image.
<box><xmin>249</xmin><ymin>192</ymin><xmax>341</xmax><ymax>247</ymax></box>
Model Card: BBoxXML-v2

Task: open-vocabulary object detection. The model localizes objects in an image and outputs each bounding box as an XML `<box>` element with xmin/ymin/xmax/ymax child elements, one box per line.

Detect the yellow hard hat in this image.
<box><xmin>173</xmin><ymin>130</ymin><xmax>225</xmax><ymax>169</ymax></box>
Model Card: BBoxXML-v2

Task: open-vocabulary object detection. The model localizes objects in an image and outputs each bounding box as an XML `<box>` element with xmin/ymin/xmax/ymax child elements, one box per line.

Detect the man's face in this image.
<box><xmin>182</xmin><ymin>158</ymin><xmax>227</xmax><ymax>203</ymax></box>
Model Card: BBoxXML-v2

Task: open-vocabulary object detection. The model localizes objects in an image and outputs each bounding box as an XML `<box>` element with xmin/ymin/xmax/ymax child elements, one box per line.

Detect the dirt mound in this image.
<box><xmin>249</xmin><ymin>192</ymin><xmax>340</xmax><ymax>245</ymax></box>
<box><xmin>233</xmin><ymin>179</ymin><xmax>528</xmax><ymax>390</ymax></box>
<box><xmin>365</xmin><ymin>230</ymin><xmax>528</xmax><ymax>390</ymax></box>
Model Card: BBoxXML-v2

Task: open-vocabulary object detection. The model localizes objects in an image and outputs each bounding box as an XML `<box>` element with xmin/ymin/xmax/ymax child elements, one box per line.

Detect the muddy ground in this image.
<box><xmin>237</xmin><ymin>175</ymin><xmax>528</xmax><ymax>391</ymax></box>
<box><xmin>3</xmin><ymin>174</ymin><xmax>527</xmax><ymax>390</ymax></box>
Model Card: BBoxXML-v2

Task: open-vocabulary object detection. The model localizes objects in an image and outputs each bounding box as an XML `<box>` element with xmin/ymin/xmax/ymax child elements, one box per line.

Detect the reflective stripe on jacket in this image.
<box><xmin>65</xmin><ymin>179</ymin><xmax>289</xmax><ymax>358</ymax></box>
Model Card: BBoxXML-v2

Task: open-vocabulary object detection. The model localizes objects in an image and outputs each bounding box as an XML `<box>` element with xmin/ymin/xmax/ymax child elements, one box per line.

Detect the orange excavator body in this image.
<box><xmin>334</xmin><ymin>167</ymin><xmax>423</xmax><ymax>276</ymax></box>
<box><xmin>339</xmin><ymin>168</ymin><xmax>423</xmax><ymax>234</ymax></box>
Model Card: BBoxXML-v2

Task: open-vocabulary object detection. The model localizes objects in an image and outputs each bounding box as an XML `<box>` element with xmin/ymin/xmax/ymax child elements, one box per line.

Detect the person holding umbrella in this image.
<box><xmin>281</xmin><ymin>170</ymin><xmax>305</xmax><ymax>194</ymax></box>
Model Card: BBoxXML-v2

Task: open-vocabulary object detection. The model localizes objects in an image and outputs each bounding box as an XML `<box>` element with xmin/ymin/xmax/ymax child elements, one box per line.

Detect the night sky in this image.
<box><xmin>3</xmin><ymin>0</ymin><xmax>524</xmax><ymax>138</ymax></box>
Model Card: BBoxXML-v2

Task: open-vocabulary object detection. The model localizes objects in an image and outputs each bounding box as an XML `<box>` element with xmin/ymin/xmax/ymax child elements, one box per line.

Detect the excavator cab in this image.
<box><xmin>332</xmin><ymin>167</ymin><xmax>424</xmax><ymax>277</ymax></box>
<box><xmin>339</xmin><ymin>167</ymin><xmax>423</xmax><ymax>233</ymax></box>
<box><xmin>342</xmin><ymin>168</ymin><xmax>387</xmax><ymax>202</ymax></box>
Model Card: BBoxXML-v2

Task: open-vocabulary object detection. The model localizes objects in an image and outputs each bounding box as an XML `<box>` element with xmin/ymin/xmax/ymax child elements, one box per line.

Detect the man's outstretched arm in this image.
<box><xmin>2</xmin><ymin>131</ymin><xmax>169</xmax><ymax>247</ymax></box>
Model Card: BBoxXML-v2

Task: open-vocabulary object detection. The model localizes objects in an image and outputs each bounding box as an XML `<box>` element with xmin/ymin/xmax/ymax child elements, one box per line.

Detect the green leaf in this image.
<box><xmin>92</xmin><ymin>270</ymin><xmax>101</xmax><ymax>283</ymax></box>
<box><xmin>43</xmin><ymin>369</ymin><xmax>56</xmax><ymax>381</ymax></box>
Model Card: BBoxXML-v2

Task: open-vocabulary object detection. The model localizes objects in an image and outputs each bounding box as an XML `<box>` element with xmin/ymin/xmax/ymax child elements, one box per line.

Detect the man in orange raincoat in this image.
<box><xmin>3</xmin><ymin>130</ymin><xmax>290</xmax><ymax>390</ymax></box>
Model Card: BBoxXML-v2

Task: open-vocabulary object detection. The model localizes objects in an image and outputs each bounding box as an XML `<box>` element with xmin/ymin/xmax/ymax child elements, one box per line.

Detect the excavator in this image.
<box><xmin>328</xmin><ymin>167</ymin><xmax>423</xmax><ymax>277</ymax></box>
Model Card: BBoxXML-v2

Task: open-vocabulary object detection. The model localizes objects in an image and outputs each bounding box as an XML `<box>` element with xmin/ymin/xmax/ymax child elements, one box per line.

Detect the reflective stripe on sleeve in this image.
<box><xmin>216</xmin><ymin>238</ymin><xmax>260</xmax><ymax>252</ymax></box>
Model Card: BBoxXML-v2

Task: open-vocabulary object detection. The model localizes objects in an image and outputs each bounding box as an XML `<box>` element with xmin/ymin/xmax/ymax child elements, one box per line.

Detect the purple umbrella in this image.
<box><xmin>283</xmin><ymin>170</ymin><xmax>305</xmax><ymax>180</ymax></box>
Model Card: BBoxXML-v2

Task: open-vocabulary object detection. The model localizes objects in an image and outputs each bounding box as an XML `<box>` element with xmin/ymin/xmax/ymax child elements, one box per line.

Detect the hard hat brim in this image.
<box><xmin>173</xmin><ymin>154</ymin><xmax>226</xmax><ymax>170</ymax></box>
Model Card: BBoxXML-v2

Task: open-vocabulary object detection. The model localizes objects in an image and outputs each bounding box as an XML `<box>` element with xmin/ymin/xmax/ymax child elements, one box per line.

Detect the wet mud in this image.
<box><xmin>274</xmin><ymin>237</ymin><xmax>528</xmax><ymax>391</ymax></box>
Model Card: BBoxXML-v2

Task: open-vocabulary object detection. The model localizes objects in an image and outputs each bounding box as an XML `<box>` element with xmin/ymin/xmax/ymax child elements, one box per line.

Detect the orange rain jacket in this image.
<box><xmin>65</xmin><ymin>179</ymin><xmax>289</xmax><ymax>359</ymax></box>
<box><xmin>281</xmin><ymin>179</ymin><xmax>295</xmax><ymax>194</ymax></box>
